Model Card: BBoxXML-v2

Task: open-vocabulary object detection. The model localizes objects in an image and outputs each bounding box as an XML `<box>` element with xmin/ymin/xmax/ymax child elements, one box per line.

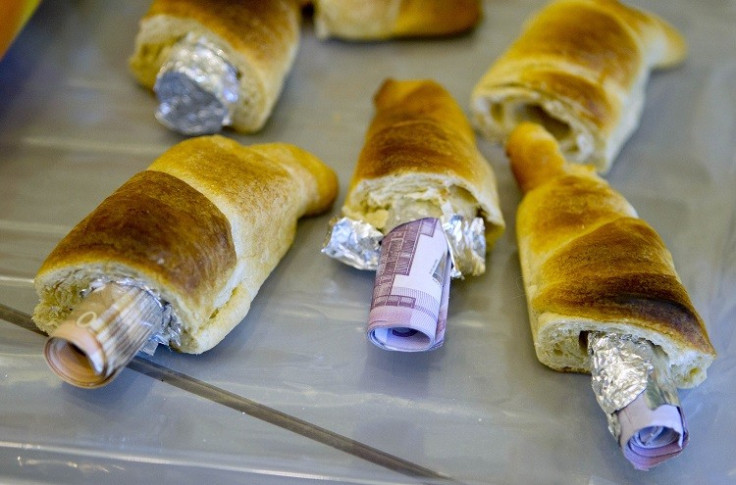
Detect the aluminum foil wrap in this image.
<box><xmin>587</xmin><ymin>332</ymin><xmax>681</xmax><ymax>440</ymax></box>
<box><xmin>85</xmin><ymin>277</ymin><xmax>181</xmax><ymax>354</ymax></box>
<box><xmin>154</xmin><ymin>32</ymin><xmax>239</xmax><ymax>135</ymax></box>
<box><xmin>321</xmin><ymin>215</ymin><xmax>486</xmax><ymax>278</ymax></box>
<box><xmin>321</xmin><ymin>217</ymin><xmax>383</xmax><ymax>271</ymax></box>
<box><xmin>442</xmin><ymin>215</ymin><xmax>486</xmax><ymax>278</ymax></box>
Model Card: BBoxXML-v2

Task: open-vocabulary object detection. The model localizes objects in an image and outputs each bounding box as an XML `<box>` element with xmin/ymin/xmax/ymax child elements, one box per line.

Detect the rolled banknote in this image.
<box><xmin>367</xmin><ymin>218</ymin><xmax>451</xmax><ymax>352</ymax></box>
<box><xmin>618</xmin><ymin>392</ymin><xmax>687</xmax><ymax>470</ymax></box>
<box><xmin>588</xmin><ymin>332</ymin><xmax>688</xmax><ymax>470</ymax></box>
<box><xmin>44</xmin><ymin>282</ymin><xmax>167</xmax><ymax>388</ymax></box>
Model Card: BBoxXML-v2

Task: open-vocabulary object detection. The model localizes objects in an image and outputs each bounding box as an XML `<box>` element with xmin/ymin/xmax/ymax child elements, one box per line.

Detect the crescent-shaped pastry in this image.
<box><xmin>506</xmin><ymin>123</ymin><xmax>715</xmax><ymax>387</ymax></box>
<box><xmin>472</xmin><ymin>0</ymin><xmax>687</xmax><ymax>172</ymax></box>
<box><xmin>342</xmin><ymin>78</ymin><xmax>505</xmax><ymax>260</ymax></box>
<box><xmin>129</xmin><ymin>0</ymin><xmax>301</xmax><ymax>133</ymax></box>
<box><xmin>33</xmin><ymin>136</ymin><xmax>337</xmax><ymax>354</ymax></box>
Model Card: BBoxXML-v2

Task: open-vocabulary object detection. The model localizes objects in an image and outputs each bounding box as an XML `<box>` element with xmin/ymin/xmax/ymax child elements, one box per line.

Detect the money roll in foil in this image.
<box><xmin>322</xmin><ymin>78</ymin><xmax>505</xmax><ymax>351</ymax></box>
<box><xmin>44</xmin><ymin>282</ymin><xmax>168</xmax><ymax>388</ymax></box>
<box><xmin>33</xmin><ymin>136</ymin><xmax>338</xmax><ymax>387</ymax></box>
<box><xmin>588</xmin><ymin>333</ymin><xmax>688</xmax><ymax>470</ymax></box>
<box><xmin>154</xmin><ymin>33</ymin><xmax>239</xmax><ymax>135</ymax></box>
<box><xmin>506</xmin><ymin>122</ymin><xmax>715</xmax><ymax>469</ymax></box>
<box><xmin>129</xmin><ymin>0</ymin><xmax>301</xmax><ymax>135</ymax></box>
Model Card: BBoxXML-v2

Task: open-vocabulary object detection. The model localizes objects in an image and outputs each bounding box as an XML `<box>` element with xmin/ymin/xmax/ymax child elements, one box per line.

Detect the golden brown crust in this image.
<box><xmin>534</xmin><ymin>219</ymin><xmax>714</xmax><ymax>355</ymax></box>
<box><xmin>37</xmin><ymin>171</ymin><xmax>236</xmax><ymax>313</ymax></box>
<box><xmin>505</xmin><ymin>2</ymin><xmax>642</xmax><ymax>88</ymax></box>
<box><xmin>344</xmin><ymin>79</ymin><xmax>505</xmax><ymax>248</ymax></box>
<box><xmin>34</xmin><ymin>136</ymin><xmax>338</xmax><ymax>354</ymax></box>
<box><xmin>313</xmin><ymin>0</ymin><xmax>481</xmax><ymax>40</ymax></box>
<box><xmin>507</xmin><ymin>123</ymin><xmax>715</xmax><ymax>387</ymax></box>
<box><xmin>129</xmin><ymin>0</ymin><xmax>301</xmax><ymax>133</ymax></box>
<box><xmin>471</xmin><ymin>0</ymin><xmax>687</xmax><ymax>172</ymax></box>
<box><xmin>393</xmin><ymin>0</ymin><xmax>482</xmax><ymax>37</ymax></box>
<box><xmin>246</xmin><ymin>143</ymin><xmax>339</xmax><ymax>217</ymax></box>
<box><xmin>142</xmin><ymin>0</ymin><xmax>299</xmax><ymax>68</ymax></box>
<box><xmin>350</xmin><ymin>79</ymin><xmax>487</xmax><ymax>193</ymax></box>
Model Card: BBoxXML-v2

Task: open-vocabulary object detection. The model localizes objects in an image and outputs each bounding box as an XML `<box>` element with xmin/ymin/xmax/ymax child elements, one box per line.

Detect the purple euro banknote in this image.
<box><xmin>367</xmin><ymin>218</ymin><xmax>452</xmax><ymax>351</ymax></box>
<box><xmin>618</xmin><ymin>391</ymin><xmax>688</xmax><ymax>471</ymax></box>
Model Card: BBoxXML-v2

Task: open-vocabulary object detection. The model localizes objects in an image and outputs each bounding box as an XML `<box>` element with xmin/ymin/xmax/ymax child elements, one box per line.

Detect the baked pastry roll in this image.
<box><xmin>342</xmin><ymin>78</ymin><xmax>505</xmax><ymax>258</ymax></box>
<box><xmin>33</xmin><ymin>136</ymin><xmax>338</xmax><ymax>354</ymax></box>
<box><xmin>313</xmin><ymin>0</ymin><xmax>482</xmax><ymax>40</ymax></box>
<box><xmin>506</xmin><ymin>123</ymin><xmax>715</xmax><ymax>387</ymax></box>
<box><xmin>129</xmin><ymin>0</ymin><xmax>301</xmax><ymax>133</ymax></box>
<box><xmin>472</xmin><ymin>0</ymin><xmax>687</xmax><ymax>172</ymax></box>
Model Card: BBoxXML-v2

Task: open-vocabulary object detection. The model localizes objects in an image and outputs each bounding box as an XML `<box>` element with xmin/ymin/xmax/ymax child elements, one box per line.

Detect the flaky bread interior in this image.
<box><xmin>343</xmin><ymin>79</ymin><xmax>505</xmax><ymax>251</ymax></box>
<box><xmin>471</xmin><ymin>0</ymin><xmax>687</xmax><ymax>172</ymax></box>
<box><xmin>507</xmin><ymin>123</ymin><xmax>715</xmax><ymax>388</ymax></box>
<box><xmin>129</xmin><ymin>0</ymin><xmax>301</xmax><ymax>133</ymax></box>
<box><xmin>34</xmin><ymin>136</ymin><xmax>337</xmax><ymax>354</ymax></box>
<box><xmin>313</xmin><ymin>0</ymin><xmax>482</xmax><ymax>40</ymax></box>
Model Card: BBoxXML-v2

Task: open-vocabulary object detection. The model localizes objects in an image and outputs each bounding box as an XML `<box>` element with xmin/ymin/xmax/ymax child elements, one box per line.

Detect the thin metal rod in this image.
<box><xmin>0</xmin><ymin>303</ymin><xmax>461</xmax><ymax>484</ymax></box>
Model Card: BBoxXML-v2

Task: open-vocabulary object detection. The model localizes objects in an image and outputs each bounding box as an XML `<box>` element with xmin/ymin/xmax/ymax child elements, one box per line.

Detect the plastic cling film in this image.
<box><xmin>588</xmin><ymin>332</ymin><xmax>687</xmax><ymax>470</ymax></box>
<box><xmin>154</xmin><ymin>33</ymin><xmax>239</xmax><ymax>135</ymax></box>
<box><xmin>83</xmin><ymin>277</ymin><xmax>180</xmax><ymax>350</ymax></box>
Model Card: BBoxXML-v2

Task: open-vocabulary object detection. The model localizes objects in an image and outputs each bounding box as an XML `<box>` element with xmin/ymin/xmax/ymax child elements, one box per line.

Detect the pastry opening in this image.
<box><xmin>519</xmin><ymin>104</ymin><xmax>571</xmax><ymax>141</ymax></box>
<box><xmin>491</xmin><ymin>101</ymin><xmax>578</xmax><ymax>155</ymax></box>
<box><xmin>579</xmin><ymin>331</ymin><xmax>589</xmax><ymax>353</ymax></box>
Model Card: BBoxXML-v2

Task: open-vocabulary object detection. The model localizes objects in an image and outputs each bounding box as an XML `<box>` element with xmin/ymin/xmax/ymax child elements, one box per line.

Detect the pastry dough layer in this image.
<box><xmin>472</xmin><ymin>0</ymin><xmax>687</xmax><ymax>172</ymax></box>
<box><xmin>313</xmin><ymin>0</ymin><xmax>481</xmax><ymax>40</ymax></box>
<box><xmin>507</xmin><ymin>123</ymin><xmax>715</xmax><ymax>388</ymax></box>
<box><xmin>34</xmin><ymin>136</ymin><xmax>337</xmax><ymax>354</ymax></box>
<box><xmin>129</xmin><ymin>0</ymin><xmax>301</xmax><ymax>133</ymax></box>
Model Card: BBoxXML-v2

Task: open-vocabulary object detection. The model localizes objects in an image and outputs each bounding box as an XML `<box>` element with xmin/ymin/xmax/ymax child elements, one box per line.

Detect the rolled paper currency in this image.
<box><xmin>154</xmin><ymin>33</ymin><xmax>239</xmax><ymax>135</ymax></box>
<box><xmin>44</xmin><ymin>282</ymin><xmax>165</xmax><ymax>388</ymax></box>
<box><xmin>367</xmin><ymin>218</ymin><xmax>452</xmax><ymax>352</ymax></box>
<box><xmin>588</xmin><ymin>332</ymin><xmax>687</xmax><ymax>470</ymax></box>
<box><xmin>618</xmin><ymin>391</ymin><xmax>687</xmax><ymax>470</ymax></box>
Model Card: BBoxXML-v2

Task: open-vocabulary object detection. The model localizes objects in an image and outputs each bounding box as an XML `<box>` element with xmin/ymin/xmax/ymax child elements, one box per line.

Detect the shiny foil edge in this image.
<box><xmin>588</xmin><ymin>332</ymin><xmax>681</xmax><ymax>439</ymax></box>
<box><xmin>321</xmin><ymin>215</ymin><xmax>486</xmax><ymax>278</ymax></box>
<box><xmin>154</xmin><ymin>32</ymin><xmax>239</xmax><ymax>133</ymax></box>
<box><xmin>85</xmin><ymin>277</ymin><xmax>181</xmax><ymax>354</ymax></box>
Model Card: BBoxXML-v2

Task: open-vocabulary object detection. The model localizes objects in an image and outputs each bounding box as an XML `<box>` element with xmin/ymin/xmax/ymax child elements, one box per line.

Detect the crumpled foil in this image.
<box><xmin>442</xmin><ymin>215</ymin><xmax>486</xmax><ymax>278</ymax></box>
<box><xmin>321</xmin><ymin>215</ymin><xmax>486</xmax><ymax>278</ymax></box>
<box><xmin>321</xmin><ymin>217</ymin><xmax>383</xmax><ymax>271</ymax></box>
<box><xmin>587</xmin><ymin>332</ymin><xmax>680</xmax><ymax>439</ymax></box>
<box><xmin>154</xmin><ymin>32</ymin><xmax>239</xmax><ymax>135</ymax></box>
<box><xmin>84</xmin><ymin>277</ymin><xmax>181</xmax><ymax>355</ymax></box>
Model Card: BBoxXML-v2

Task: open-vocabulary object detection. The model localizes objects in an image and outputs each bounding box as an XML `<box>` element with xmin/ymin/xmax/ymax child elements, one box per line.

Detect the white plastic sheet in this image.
<box><xmin>1</xmin><ymin>1</ymin><xmax>734</xmax><ymax>483</ymax></box>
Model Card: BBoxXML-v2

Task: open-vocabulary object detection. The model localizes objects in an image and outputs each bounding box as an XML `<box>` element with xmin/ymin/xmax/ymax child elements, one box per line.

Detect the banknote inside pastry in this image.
<box><xmin>34</xmin><ymin>135</ymin><xmax>337</xmax><ymax>387</ymax></box>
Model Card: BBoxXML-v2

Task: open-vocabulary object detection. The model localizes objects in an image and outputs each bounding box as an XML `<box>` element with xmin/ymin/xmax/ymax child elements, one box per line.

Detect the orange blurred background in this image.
<box><xmin>1</xmin><ymin>0</ymin><xmax>41</xmax><ymax>59</ymax></box>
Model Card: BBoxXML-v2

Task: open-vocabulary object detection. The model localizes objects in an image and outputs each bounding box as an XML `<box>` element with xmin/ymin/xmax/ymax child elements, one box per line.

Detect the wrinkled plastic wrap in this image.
<box><xmin>1</xmin><ymin>1</ymin><xmax>735</xmax><ymax>483</ymax></box>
